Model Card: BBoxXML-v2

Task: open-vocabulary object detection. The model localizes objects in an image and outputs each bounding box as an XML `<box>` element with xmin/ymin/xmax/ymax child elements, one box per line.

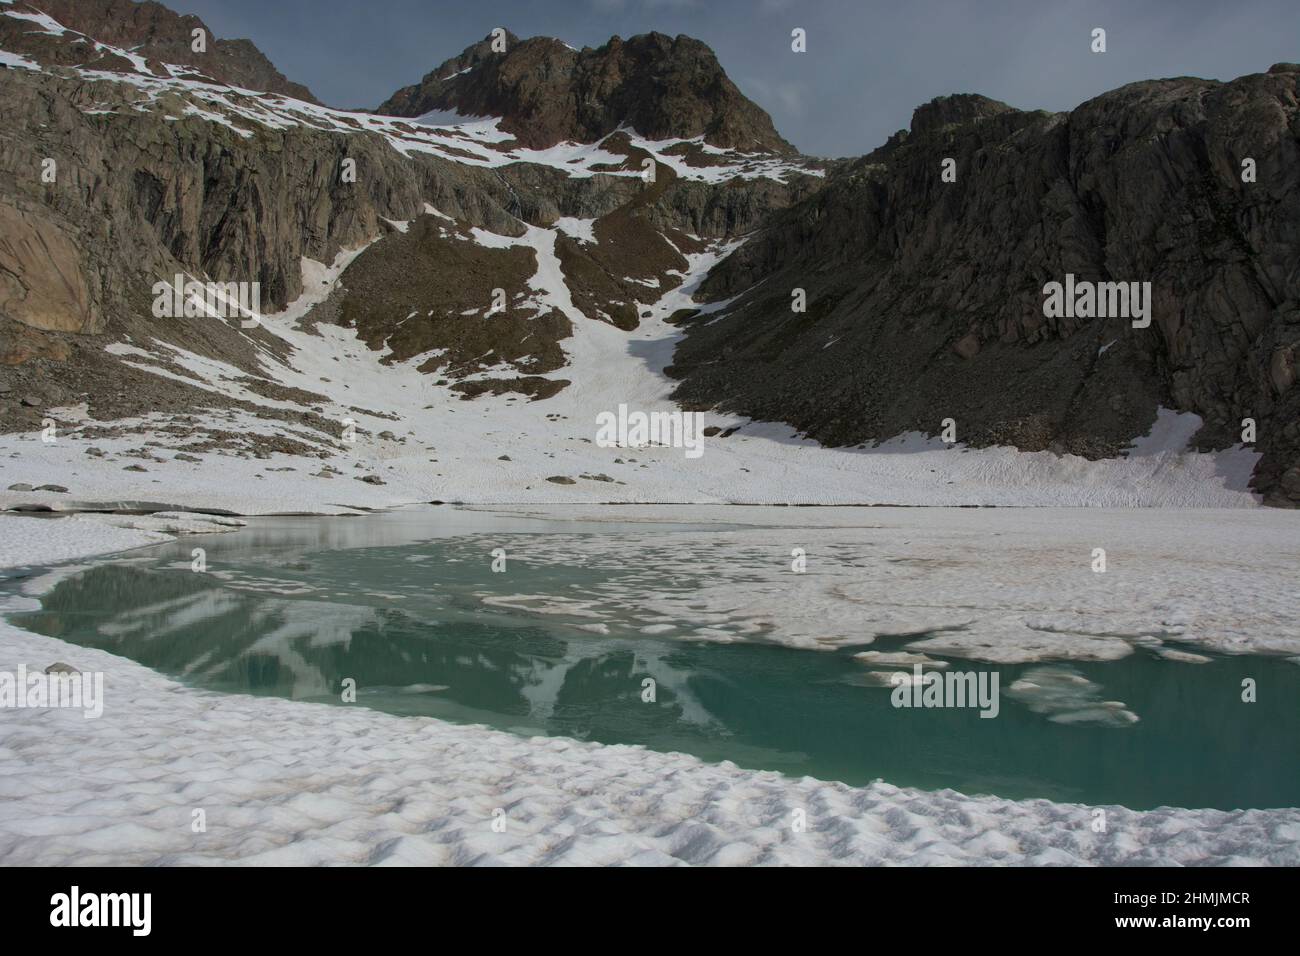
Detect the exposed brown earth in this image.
<box><xmin>450</xmin><ymin>377</ymin><xmax>570</xmax><ymax>401</ymax></box>
<box><xmin>335</xmin><ymin>214</ymin><xmax>572</xmax><ymax>383</ymax></box>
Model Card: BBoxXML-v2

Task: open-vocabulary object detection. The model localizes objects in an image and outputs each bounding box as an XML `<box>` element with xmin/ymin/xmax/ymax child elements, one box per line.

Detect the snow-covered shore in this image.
<box><xmin>1</xmin><ymin>617</ymin><xmax>1298</xmax><ymax>866</ymax></box>
<box><xmin>0</xmin><ymin>514</ymin><xmax>169</xmax><ymax>570</ymax></box>
<box><xmin>1</xmin><ymin>511</ymin><xmax>1298</xmax><ymax>866</ymax></box>
<box><xmin>0</xmin><ymin>512</ymin><xmax>246</xmax><ymax>572</ymax></box>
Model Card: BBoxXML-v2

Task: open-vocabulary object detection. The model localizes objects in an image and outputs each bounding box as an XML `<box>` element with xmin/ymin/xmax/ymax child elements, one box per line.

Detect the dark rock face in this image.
<box><xmin>0</xmin><ymin>0</ymin><xmax>319</xmax><ymax>102</ymax></box>
<box><xmin>378</xmin><ymin>31</ymin><xmax>796</xmax><ymax>154</ymax></box>
<box><xmin>908</xmin><ymin>93</ymin><xmax>1017</xmax><ymax>136</ymax></box>
<box><xmin>670</xmin><ymin>72</ymin><xmax>1300</xmax><ymax>505</ymax></box>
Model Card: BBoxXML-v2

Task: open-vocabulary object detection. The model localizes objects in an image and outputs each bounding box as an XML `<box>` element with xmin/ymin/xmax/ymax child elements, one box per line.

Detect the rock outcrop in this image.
<box><xmin>378</xmin><ymin>31</ymin><xmax>796</xmax><ymax>154</ymax></box>
<box><xmin>0</xmin><ymin>202</ymin><xmax>94</xmax><ymax>334</ymax></box>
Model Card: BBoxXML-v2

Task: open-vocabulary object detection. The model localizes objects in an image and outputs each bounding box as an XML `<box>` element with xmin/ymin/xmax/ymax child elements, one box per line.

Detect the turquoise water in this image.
<box><xmin>6</xmin><ymin>511</ymin><xmax>1298</xmax><ymax>811</ymax></box>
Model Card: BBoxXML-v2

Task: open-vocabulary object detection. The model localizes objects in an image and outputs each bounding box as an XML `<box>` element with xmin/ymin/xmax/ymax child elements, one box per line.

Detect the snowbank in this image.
<box><xmin>0</xmin><ymin>515</ymin><xmax>167</xmax><ymax>572</ymax></box>
<box><xmin>0</xmin><ymin>513</ymin><xmax>243</xmax><ymax>575</ymax></box>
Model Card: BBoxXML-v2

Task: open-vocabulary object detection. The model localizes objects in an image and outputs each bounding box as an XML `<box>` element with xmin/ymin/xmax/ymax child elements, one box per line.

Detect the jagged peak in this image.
<box><xmin>377</xmin><ymin>29</ymin><xmax>796</xmax><ymax>155</ymax></box>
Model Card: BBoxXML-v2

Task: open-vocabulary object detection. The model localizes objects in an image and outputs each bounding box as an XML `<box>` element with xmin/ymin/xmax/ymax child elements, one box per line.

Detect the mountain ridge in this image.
<box><xmin>0</xmin><ymin>0</ymin><xmax>319</xmax><ymax>100</ymax></box>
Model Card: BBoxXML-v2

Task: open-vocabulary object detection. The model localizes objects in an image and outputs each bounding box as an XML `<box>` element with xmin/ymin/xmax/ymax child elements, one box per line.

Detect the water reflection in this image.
<box><xmin>13</xmin><ymin>558</ymin><xmax>1300</xmax><ymax>812</ymax></box>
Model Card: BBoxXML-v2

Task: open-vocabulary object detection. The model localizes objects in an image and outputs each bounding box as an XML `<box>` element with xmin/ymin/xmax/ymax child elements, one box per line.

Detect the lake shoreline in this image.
<box><xmin>1</xmin><ymin>507</ymin><xmax>1297</xmax><ymax>866</ymax></box>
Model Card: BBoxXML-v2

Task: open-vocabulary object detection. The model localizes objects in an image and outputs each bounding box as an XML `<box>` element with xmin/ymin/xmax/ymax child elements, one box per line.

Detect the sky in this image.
<box><xmin>168</xmin><ymin>0</ymin><xmax>1298</xmax><ymax>157</ymax></box>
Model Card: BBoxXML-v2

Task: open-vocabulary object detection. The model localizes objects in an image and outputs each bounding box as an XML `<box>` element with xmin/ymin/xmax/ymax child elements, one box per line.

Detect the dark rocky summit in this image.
<box><xmin>378</xmin><ymin>31</ymin><xmax>796</xmax><ymax>154</ymax></box>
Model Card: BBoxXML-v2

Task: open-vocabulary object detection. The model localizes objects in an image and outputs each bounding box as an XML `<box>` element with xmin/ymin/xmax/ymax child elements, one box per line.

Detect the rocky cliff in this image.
<box><xmin>669</xmin><ymin>70</ymin><xmax>1300</xmax><ymax>505</ymax></box>
<box><xmin>1</xmin><ymin>0</ymin><xmax>1295</xmax><ymax>505</ymax></box>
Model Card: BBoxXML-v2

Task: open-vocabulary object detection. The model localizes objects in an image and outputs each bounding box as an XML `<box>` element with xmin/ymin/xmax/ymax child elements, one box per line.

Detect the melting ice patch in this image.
<box><xmin>1007</xmin><ymin>666</ymin><xmax>1139</xmax><ymax>727</ymax></box>
<box><xmin>1126</xmin><ymin>407</ymin><xmax>1207</xmax><ymax>457</ymax></box>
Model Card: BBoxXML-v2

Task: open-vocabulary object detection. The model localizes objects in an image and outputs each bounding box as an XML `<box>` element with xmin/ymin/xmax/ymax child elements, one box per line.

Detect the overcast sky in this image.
<box><xmin>169</xmin><ymin>0</ymin><xmax>1297</xmax><ymax>157</ymax></box>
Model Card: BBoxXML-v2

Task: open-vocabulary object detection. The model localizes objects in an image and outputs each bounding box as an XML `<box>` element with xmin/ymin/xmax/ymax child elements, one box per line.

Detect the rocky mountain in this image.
<box><xmin>669</xmin><ymin>72</ymin><xmax>1300</xmax><ymax>506</ymax></box>
<box><xmin>0</xmin><ymin>0</ymin><xmax>318</xmax><ymax>101</ymax></box>
<box><xmin>0</xmin><ymin>1</ymin><xmax>817</xmax><ymax>475</ymax></box>
<box><xmin>378</xmin><ymin>30</ymin><xmax>796</xmax><ymax>154</ymax></box>
<box><xmin>0</xmin><ymin>0</ymin><xmax>1294</xmax><ymax>507</ymax></box>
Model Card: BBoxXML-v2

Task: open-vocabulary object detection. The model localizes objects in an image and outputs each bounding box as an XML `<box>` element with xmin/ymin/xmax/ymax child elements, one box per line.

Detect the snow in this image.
<box><xmin>552</xmin><ymin>216</ymin><xmax>597</xmax><ymax>243</ymax></box>
<box><xmin>180</xmin><ymin>102</ymin><xmax>254</xmax><ymax>137</ymax></box>
<box><xmin>1006</xmin><ymin>666</ymin><xmax>1140</xmax><ymax>727</ymax></box>
<box><xmin>91</xmin><ymin>512</ymin><xmax>247</xmax><ymax>535</ymax></box>
<box><xmin>0</xmin><ymin>48</ymin><xmax>39</xmax><ymax>70</ymax></box>
<box><xmin>411</xmin><ymin>107</ymin><xmax>500</xmax><ymax>129</ymax></box>
<box><xmin>2</xmin><ymin>497</ymin><xmax>1297</xmax><ymax>866</ymax></box>
<box><xmin>0</xmin><ymin>515</ymin><xmax>168</xmax><ymax>573</ymax></box>
<box><xmin>637</xmin><ymin>132</ymin><xmax>826</xmax><ymax>183</ymax></box>
<box><xmin>1125</xmin><ymin>406</ymin><xmax>1205</xmax><ymax>456</ymax></box>
<box><xmin>468</xmin><ymin>222</ymin><xmax>581</xmax><ymax>320</ymax></box>
<box><xmin>3</xmin><ymin>9</ymin><xmax>65</xmax><ymax>36</ymax></box>
<box><xmin>94</xmin><ymin>41</ymin><xmax>152</xmax><ymax>76</ymax></box>
<box><xmin>104</xmin><ymin>342</ymin><xmax>158</xmax><ymax>359</ymax></box>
